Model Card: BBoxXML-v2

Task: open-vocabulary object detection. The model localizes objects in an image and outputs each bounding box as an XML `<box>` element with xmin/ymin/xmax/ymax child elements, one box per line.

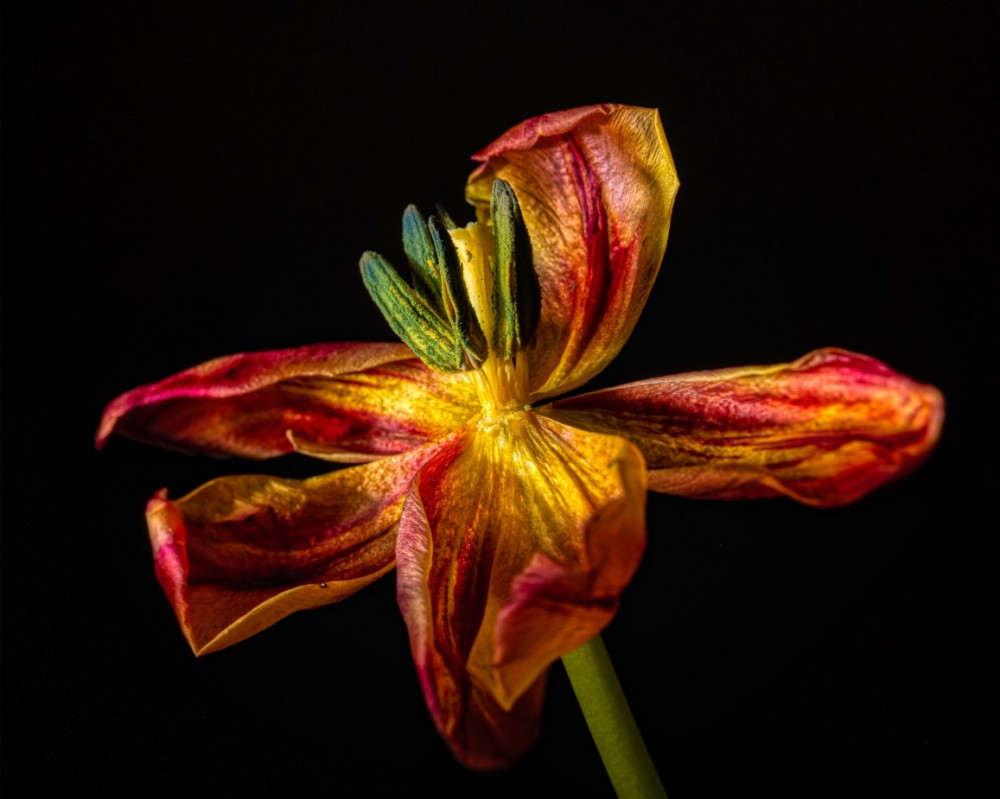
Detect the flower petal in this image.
<box><xmin>467</xmin><ymin>104</ymin><xmax>679</xmax><ymax>398</ymax></box>
<box><xmin>98</xmin><ymin>342</ymin><xmax>477</xmax><ymax>461</ymax></box>
<box><xmin>396</xmin><ymin>413</ymin><xmax>646</xmax><ymax>768</ymax></box>
<box><xmin>147</xmin><ymin>443</ymin><xmax>438</xmax><ymax>655</ymax></box>
<box><xmin>543</xmin><ymin>348</ymin><xmax>944</xmax><ymax>507</ymax></box>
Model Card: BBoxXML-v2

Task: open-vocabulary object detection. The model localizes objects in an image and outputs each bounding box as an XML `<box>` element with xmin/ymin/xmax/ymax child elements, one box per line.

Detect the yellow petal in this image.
<box><xmin>147</xmin><ymin>442</ymin><xmax>441</xmax><ymax>655</ymax></box>
<box><xmin>396</xmin><ymin>413</ymin><xmax>647</xmax><ymax>768</ymax></box>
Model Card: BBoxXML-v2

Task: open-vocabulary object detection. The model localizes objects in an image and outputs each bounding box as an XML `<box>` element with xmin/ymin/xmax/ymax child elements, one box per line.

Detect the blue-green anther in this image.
<box><xmin>363</xmin><ymin>189</ymin><xmax>538</xmax><ymax>373</ymax></box>
<box><xmin>434</xmin><ymin>203</ymin><xmax>459</xmax><ymax>231</ymax></box>
<box><xmin>429</xmin><ymin>216</ymin><xmax>488</xmax><ymax>368</ymax></box>
<box><xmin>360</xmin><ymin>250</ymin><xmax>462</xmax><ymax>372</ymax></box>
<box><xmin>490</xmin><ymin>179</ymin><xmax>540</xmax><ymax>358</ymax></box>
<box><xmin>402</xmin><ymin>205</ymin><xmax>441</xmax><ymax>307</ymax></box>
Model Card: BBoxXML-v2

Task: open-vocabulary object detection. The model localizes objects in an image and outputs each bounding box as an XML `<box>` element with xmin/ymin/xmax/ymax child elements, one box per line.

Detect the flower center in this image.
<box><xmin>469</xmin><ymin>351</ymin><xmax>531</xmax><ymax>417</ymax></box>
<box><xmin>360</xmin><ymin>178</ymin><xmax>541</xmax><ymax>417</ymax></box>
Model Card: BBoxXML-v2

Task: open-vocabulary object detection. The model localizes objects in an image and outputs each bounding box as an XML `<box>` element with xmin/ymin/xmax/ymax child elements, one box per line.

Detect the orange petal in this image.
<box><xmin>148</xmin><ymin>443</ymin><xmax>439</xmax><ymax>655</ymax></box>
<box><xmin>396</xmin><ymin>413</ymin><xmax>646</xmax><ymax>768</ymax></box>
<box><xmin>98</xmin><ymin>342</ymin><xmax>477</xmax><ymax>461</ymax></box>
<box><xmin>543</xmin><ymin>348</ymin><xmax>944</xmax><ymax>507</ymax></box>
<box><xmin>467</xmin><ymin>104</ymin><xmax>679</xmax><ymax>399</ymax></box>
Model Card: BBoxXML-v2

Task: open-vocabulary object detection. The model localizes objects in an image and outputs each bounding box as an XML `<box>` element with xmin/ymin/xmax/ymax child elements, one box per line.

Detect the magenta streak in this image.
<box><xmin>563</xmin><ymin>133</ymin><xmax>609</xmax><ymax>354</ymax></box>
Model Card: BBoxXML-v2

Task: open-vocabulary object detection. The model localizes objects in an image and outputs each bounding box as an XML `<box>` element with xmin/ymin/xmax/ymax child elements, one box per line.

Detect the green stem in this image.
<box><xmin>561</xmin><ymin>634</ymin><xmax>667</xmax><ymax>799</ymax></box>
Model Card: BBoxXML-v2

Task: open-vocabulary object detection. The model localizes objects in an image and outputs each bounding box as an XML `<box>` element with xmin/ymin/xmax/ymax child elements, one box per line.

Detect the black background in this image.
<box><xmin>3</xmin><ymin>3</ymin><xmax>994</xmax><ymax>797</ymax></box>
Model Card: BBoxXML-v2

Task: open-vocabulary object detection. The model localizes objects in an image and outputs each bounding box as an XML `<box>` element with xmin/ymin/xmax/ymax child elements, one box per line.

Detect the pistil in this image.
<box><xmin>469</xmin><ymin>353</ymin><xmax>531</xmax><ymax>419</ymax></box>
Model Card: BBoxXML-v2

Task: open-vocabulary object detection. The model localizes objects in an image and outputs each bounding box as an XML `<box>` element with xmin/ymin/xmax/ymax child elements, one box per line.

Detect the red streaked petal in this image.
<box><xmin>147</xmin><ymin>443</ymin><xmax>439</xmax><ymax>655</ymax></box>
<box><xmin>467</xmin><ymin>104</ymin><xmax>679</xmax><ymax>399</ymax></box>
<box><xmin>98</xmin><ymin>342</ymin><xmax>477</xmax><ymax>461</ymax></box>
<box><xmin>543</xmin><ymin>348</ymin><xmax>944</xmax><ymax>507</ymax></box>
<box><xmin>396</xmin><ymin>414</ymin><xmax>646</xmax><ymax>768</ymax></box>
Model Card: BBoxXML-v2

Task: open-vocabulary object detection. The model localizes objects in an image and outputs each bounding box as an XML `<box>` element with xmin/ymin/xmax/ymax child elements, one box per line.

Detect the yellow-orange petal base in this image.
<box><xmin>396</xmin><ymin>412</ymin><xmax>646</xmax><ymax>768</ymax></box>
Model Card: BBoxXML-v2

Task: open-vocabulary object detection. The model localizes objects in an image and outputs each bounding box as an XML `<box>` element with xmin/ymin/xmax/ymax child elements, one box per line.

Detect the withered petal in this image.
<box><xmin>542</xmin><ymin>348</ymin><xmax>944</xmax><ymax>507</ymax></box>
<box><xmin>148</xmin><ymin>442</ymin><xmax>440</xmax><ymax>655</ymax></box>
<box><xmin>467</xmin><ymin>104</ymin><xmax>679</xmax><ymax>399</ymax></box>
<box><xmin>98</xmin><ymin>342</ymin><xmax>477</xmax><ymax>461</ymax></box>
<box><xmin>395</xmin><ymin>413</ymin><xmax>646</xmax><ymax>768</ymax></box>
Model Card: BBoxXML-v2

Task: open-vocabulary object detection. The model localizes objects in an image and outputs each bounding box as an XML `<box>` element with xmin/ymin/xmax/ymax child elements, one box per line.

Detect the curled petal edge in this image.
<box><xmin>147</xmin><ymin>442</ymin><xmax>440</xmax><ymax>656</ymax></box>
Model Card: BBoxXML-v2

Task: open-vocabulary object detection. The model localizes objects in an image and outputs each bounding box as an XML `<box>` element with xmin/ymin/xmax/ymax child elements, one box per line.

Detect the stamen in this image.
<box><xmin>361</xmin><ymin>179</ymin><xmax>539</xmax><ymax>409</ymax></box>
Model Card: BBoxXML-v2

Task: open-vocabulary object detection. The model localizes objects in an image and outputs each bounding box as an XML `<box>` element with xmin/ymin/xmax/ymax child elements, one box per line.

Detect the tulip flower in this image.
<box><xmin>98</xmin><ymin>104</ymin><xmax>943</xmax><ymax>783</ymax></box>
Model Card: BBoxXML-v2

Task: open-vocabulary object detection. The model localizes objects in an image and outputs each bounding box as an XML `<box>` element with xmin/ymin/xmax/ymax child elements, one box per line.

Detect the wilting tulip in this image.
<box><xmin>98</xmin><ymin>104</ymin><xmax>942</xmax><ymax>771</ymax></box>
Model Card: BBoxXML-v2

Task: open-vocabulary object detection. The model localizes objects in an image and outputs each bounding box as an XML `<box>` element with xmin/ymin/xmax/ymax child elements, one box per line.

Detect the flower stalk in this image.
<box><xmin>562</xmin><ymin>634</ymin><xmax>667</xmax><ymax>799</ymax></box>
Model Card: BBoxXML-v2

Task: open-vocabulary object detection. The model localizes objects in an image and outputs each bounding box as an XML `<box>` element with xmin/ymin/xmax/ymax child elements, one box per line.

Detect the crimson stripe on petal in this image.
<box><xmin>543</xmin><ymin>348</ymin><xmax>944</xmax><ymax>507</ymax></box>
<box><xmin>147</xmin><ymin>441</ymin><xmax>440</xmax><ymax>655</ymax></box>
<box><xmin>98</xmin><ymin>342</ymin><xmax>477</xmax><ymax>461</ymax></box>
<box><xmin>467</xmin><ymin>104</ymin><xmax>679</xmax><ymax>398</ymax></box>
<box><xmin>395</xmin><ymin>414</ymin><xmax>646</xmax><ymax>768</ymax></box>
